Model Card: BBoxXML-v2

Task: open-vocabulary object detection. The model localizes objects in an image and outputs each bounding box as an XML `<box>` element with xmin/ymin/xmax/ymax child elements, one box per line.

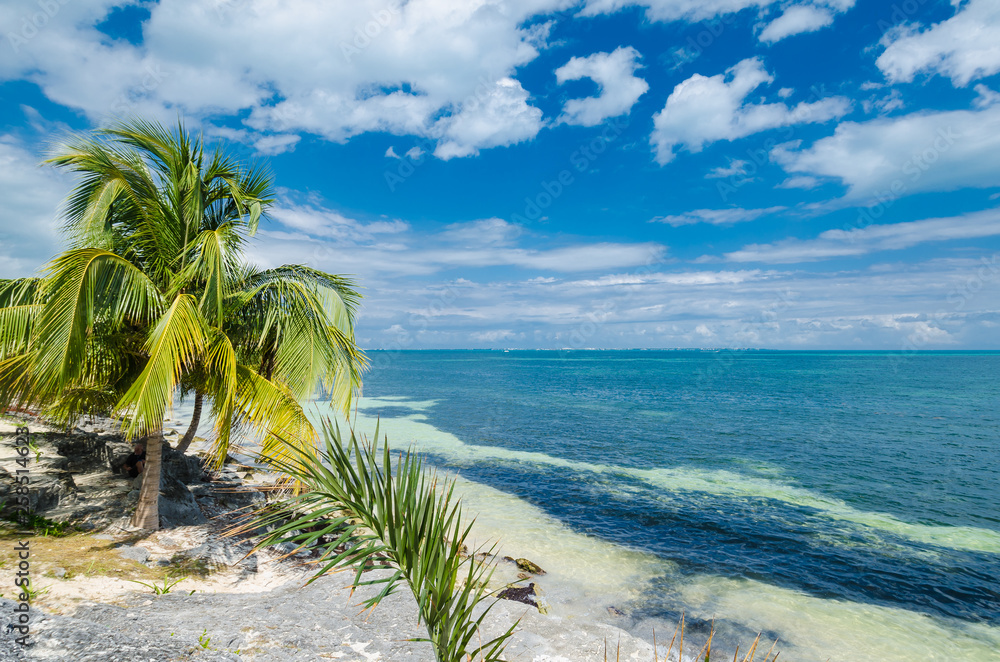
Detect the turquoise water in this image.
<box><xmin>313</xmin><ymin>350</ymin><xmax>1000</xmax><ymax>660</ymax></box>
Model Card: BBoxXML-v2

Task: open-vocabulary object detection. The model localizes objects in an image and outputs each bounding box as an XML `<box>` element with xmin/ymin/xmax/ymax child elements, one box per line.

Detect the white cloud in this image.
<box><xmin>759</xmin><ymin>5</ymin><xmax>834</xmax><ymax>43</ymax></box>
<box><xmin>580</xmin><ymin>1</ymin><xmax>854</xmax><ymax>43</ymax></box>
<box><xmin>694</xmin><ymin>323</ymin><xmax>714</xmax><ymax>338</ymax></box>
<box><xmin>707</xmin><ymin>159</ymin><xmax>750</xmax><ymax>178</ymax></box>
<box><xmin>572</xmin><ymin>269</ymin><xmax>765</xmax><ymax>287</ymax></box>
<box><xmin>555</xmin><ymin>46</ymin><xmax>649</xmax><ymax>126</ymax></box>
<box><xmin>650</xmin><ymin>58</ymin><xmax>851</xmax><ymax>164</ymax></box>
<box><xmin>877</xmin><ymin>0</ymin><xmax>1000</xmax><ymax>87</ymax></box>
<box><xmin>776</xmin><ymin>175</ymin><xmax>819</xmax><ymax>189</ymax></box>
<box><xmin>356</xmin><ymin>257</ymin><xmax>1000</xmax><ymax>349</ymax></box>
<box><xmin>433</xmin><ymin>78</ymin><xmax>544</xmax><ymax>159</ymax></box>
<box><xmin>0</xmin><ymin>135</ymin><xmax>67</xmax><ymax>276</ymax></box>
<box><xmin>1</xmin><ymin>0</ymin><xmax>569</xmax><ymax>159</ymax></box>
<box><xmin>254</xmin><ymin>133</ymin><xmax>300</xmax><ymax>155</ymax></box>
<box><xmin>973</xmin><ymin>84</ymin><xmax>1000</xmax><ymax>109</ymax></box>
<box><xmin>721</xmin><ymin>208</ymin><xmax>1000</xmax><ymax>263</ymax></box>
<box><xmin>861</xmin><ymin>89</ymin><xmax>904</xmax><ymax>115</ymax></box>
<box><xmin>440</xmin><ymin>218</ymin><xmax>523</xmax><ymax>246</ymax></box>
<box><xmin>248</xmin><ymin>206</ymin><xmax>667</xmax><ymax>277</ymax></box>
<box><xmin>651</xmin><ymin>206</ymin><xmax>784</xmax><ymax>226</ymax></box>
<box><xmin>470</xmin><ymin>329</ymin><xmax>520</xmax><ymax>343</ymax></box>
<box><xmin>772</xmin><ymin>102</ymin><xmax>1000</xmax><ymax>203</ymax></box>
<box><xmin>269</xmin><ymin>203</ymin><xmax>409</xmax><ymax>243</ymax></box>
<box><xmin>385</xmin><ymin>146</ymin><xmax>401</xmax><ymax>158</ymax></box>
<box><xmin>579</xmin><ymin>0</ymin><xmax>775</xmax><ymax>23</ymax></box>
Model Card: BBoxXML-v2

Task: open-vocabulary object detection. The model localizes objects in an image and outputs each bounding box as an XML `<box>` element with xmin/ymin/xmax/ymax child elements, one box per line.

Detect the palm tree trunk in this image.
<box><xmin>175</xmin><ymin>391</ymin><xmax>203</xmax><ymax>454</ymax></box>
<box><xmin>131</xmin><ymin>432</ymin><xmax>161</xmax><ymax>529</ymax></box>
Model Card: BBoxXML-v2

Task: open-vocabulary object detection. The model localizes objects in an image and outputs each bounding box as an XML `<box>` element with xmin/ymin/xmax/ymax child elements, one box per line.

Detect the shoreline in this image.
<box><xmin>0</xmin><ymin>413</ymin><xmax>672</xmax><ymax>661</ymax></box>
<box><xmin>324</xmin><ymin>392</ymin><xmax>1000</xmax><ymax>662</ymax></box>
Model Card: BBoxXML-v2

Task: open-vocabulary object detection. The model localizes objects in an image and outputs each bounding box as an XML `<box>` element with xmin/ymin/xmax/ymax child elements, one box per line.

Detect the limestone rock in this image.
<box><xmin>513</xmin><ymin>557</ymin><xmax>546</xmax><ymax>575</ymax></box>
<box><xmin>117</xmin><ymin>545</ymin><xmax>151</xmax><ymax>564</ymax></box>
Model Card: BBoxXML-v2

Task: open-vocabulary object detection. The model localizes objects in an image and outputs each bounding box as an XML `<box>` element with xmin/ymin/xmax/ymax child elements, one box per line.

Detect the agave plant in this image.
<box><xmin>230</xmin><ymin>420</ymin><xmax>517</xmax><ymax>662</ymax></box>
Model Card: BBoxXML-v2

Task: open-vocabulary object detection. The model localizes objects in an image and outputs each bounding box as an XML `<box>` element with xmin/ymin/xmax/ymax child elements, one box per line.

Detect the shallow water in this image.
<box><xmin>306</xmin><ymin>350</ymin><xmax>1000</xmax><ymax>661</ymax></box>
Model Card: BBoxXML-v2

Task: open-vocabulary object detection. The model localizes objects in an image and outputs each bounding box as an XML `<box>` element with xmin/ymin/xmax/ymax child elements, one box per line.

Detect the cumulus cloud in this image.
<box><xmin>720</xmin><ymin>208</ymin><xmax>1000</xmax><ymax>263</ymax></box>
<box><xmin>759</xmin><ymin>5</ymin><xmax>834</xmax><ymax>43</ymax></box>
<box><xmin>650</xmin><ymin>58</ymin><xmax>850</xmax><ymax>164</ymax></box>
<box><xmin>253</xmin><ymin>134</ymin><xmax>300</xmax><ymax>155</ymax></box>
<box><xmin>772</xmin><ymin>101</ymin><xmax>1000</xmax><ymax>203</ymax></box>
<box><xmin>877</xmin><ymin>0</ymin><xmax>1000</xmax><ymax>87</ymax></box>
<box><xmin>1</xmin><ymin>0</ymin><xmax>568</xmax><ymax>159</ymax></box>
<box><xmin>651</xmin><ymin>206</ymin><xmax>784</xmax><ymax>226</ymax></box>
<box><xmin>433</xmin><ymin>78</ymin><xmax>544</xmax><ymax>159</ymax></box>
<box><xmin>555</xmin><ymin>46</ymin><xmax>649</xmax><ymax>126</ymax></box>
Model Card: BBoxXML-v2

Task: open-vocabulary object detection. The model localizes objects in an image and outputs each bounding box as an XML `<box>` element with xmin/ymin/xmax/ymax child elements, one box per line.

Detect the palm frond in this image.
<box><xmin>33</xmin><ymin>248</ymin><xmax>161</xmax><ymax>396</ymax></box>
<box><xmin>228</xmin><ymin>267</ymin><xmax>367</xmax><ymax>412</ymax></box>
<box><xmin>0</xmin><ymin>278</ymin><xmax>43</xmax><ymax>360</ymax></box>
<box><xmin>115</xmin><ymin>293</ymin><xmax>206</xmax><ymax>439</ymax></box>
<box><xmin>229</xmin><ymin>421</ymin><xmax>516</xmax><ymax>662</ymax></box>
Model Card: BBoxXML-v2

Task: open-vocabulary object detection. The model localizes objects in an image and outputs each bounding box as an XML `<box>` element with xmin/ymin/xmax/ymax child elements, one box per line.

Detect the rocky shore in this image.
<box><xmin>0</xmin><ymin>415</ymin><xmax>665</xmax><ymax>661</ymax></box>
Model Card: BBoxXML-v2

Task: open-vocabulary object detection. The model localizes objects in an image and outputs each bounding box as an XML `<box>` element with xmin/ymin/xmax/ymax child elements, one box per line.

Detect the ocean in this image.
<box><xmin>308</xmin><ymin>350</ymin><xmax>1000</xmax><ymax>661</ymax></box>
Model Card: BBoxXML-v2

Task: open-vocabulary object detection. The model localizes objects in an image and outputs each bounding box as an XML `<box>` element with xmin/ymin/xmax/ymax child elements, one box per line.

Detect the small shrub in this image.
<box><xmin>128</xmin><ymin>572</ymin><xmax>186</xmax><ymax>595</ymax></box>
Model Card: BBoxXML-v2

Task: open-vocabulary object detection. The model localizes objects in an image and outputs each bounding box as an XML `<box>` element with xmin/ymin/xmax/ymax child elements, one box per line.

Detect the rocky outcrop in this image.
<box><xmin>0</xmin><ymin>425</ymin><xmax>227</xmax><ymax>530</ymax></box>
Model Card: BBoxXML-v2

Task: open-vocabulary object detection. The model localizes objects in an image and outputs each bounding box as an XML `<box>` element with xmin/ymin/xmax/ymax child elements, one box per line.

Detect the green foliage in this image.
<box><xmin>21</xmin><ymin>579</ymin><xmax>50</xmax><ymax>601</ymax></box>
<box><xmin>0</xmin><ymin>118</ymin><xmax>369</xmax><ymax>528</ymax></box>
<box><xmin>128</xmin><ymin>572</ymin><xmax>187</xmax><ymax>595</ymax></box>
<box><xmin>233</xmin><ymin>421</ymin><xmax>516</xmax><ymax>662</ymax></box>
<box><xmin>0</xmin><ymin>118</ymin><xmax>367</xmax><ymax>470</ymax></box>
<box><xmin>198</xmin><ymin>628</ymin><xmax>211</xmax><ymax>649</ymax></box>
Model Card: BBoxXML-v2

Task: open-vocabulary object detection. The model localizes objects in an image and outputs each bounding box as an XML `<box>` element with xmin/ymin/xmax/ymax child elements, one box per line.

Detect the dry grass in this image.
<box><xmin>0</xmin><ymin>526</ymin><xmax>166</xmax><ymax>586</ymax></box>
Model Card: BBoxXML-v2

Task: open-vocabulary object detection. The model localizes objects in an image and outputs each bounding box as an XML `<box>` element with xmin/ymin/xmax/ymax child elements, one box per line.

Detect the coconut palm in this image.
<box><xmin>0</xmin><ymin>119</ymin><xmax>366</xmax><ymax>529</ymax></box>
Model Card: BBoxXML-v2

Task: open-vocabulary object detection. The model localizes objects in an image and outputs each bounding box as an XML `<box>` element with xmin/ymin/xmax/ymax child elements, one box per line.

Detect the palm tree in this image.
<box><xmin>0</xmin><ymin>119</ymin><xmax>366</xmax><ymax>529</ymax></box>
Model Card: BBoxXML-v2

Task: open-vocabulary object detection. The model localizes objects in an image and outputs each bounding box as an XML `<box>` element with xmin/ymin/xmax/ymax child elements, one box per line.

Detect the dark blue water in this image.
<box><xmin>355</xmin><ymin>350</ymin><xmax>1000</xmax><ymax>626</ymax></box>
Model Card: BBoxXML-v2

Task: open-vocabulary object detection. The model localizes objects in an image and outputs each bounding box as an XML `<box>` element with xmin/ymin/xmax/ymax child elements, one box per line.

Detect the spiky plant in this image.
<box><xmin>231</xmin><ymin>420</ymin><xmax>517</xmax><ymax>662</ymax></box>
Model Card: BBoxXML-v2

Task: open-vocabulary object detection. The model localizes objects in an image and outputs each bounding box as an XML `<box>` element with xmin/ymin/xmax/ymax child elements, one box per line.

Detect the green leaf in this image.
<box><xmin>248</xmin><ymin>201</ymin><xmax>261</xmax><ymax>236</ymax></box>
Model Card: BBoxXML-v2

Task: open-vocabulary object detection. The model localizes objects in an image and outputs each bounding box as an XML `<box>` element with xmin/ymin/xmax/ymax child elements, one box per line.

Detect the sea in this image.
<box><xmin>303</xmin><ymin>350</ymin><xmax>1000</xmax><ymax>661</ymax></box>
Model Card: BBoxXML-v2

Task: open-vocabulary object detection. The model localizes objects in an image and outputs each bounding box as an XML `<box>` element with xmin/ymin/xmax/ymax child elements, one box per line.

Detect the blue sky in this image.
<box><xmin>2</xmin><ymin>0</ymin><xmax>999</xmax><ymax>349</ymax></box>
